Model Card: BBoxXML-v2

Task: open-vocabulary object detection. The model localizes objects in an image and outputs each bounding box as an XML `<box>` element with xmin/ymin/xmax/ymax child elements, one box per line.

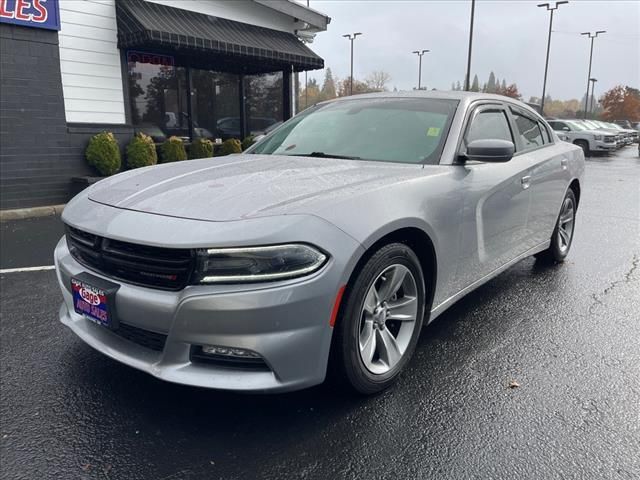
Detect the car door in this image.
<box><xmin>509</xmin><ymin>107</ymin><xmax>569</xmax><ymax>247</ymax></box>
<box><xmin>456</xmin><ymin>103</ymin><xmax>534</xmax><ymax>287</ymax></box>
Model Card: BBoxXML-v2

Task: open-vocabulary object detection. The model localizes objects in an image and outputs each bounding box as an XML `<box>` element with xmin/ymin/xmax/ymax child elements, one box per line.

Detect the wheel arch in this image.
<box><xmin>341</xmin><ymin>222</ymin><xmax>439</xmax><ymax>323</ymax></box>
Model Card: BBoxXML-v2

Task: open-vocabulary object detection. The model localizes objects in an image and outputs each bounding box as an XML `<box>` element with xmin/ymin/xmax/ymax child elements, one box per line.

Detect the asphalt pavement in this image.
<box><xmin>1</xmin><ymin>147</ymin><xmax>639</xmax><ymax>480</ymax></box>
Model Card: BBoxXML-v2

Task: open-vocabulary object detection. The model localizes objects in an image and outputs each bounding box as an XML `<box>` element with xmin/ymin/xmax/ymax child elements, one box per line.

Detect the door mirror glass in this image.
<box><xmin>465</xmin><ymin>139</ymin><xmax>515</xmax><ymax>162</ymax></box>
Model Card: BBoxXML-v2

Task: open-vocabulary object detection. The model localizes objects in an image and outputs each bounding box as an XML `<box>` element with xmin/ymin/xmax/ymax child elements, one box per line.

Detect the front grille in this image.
<box><xmin>113</xmin><ymin>323</ymin><xmax>167</xmax><ymax>352</ymax></box>
<box><xmin>604</xmin><ymin>135</ymin><xmax>616</xmax><ymax>143</ymax></box>
<box><xmin>66</xmin><ymin>226</ymin><xmax>195</xmax><ymax>291</ymax></box>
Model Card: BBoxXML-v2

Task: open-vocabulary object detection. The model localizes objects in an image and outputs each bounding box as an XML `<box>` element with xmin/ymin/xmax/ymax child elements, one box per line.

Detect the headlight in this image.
<box><xmin>195</xmin><ymin>244</ymin><xmax>328</xmax><ymax>283</ymax></box>
<box><xmin>593</xmin><ymin>135</ymin><xmax>602</xmax><ymax>141</ymax></box>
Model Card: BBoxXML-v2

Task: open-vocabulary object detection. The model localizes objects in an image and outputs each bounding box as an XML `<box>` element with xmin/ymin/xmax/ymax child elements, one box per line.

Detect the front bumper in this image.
<box><xmin>594</xmin><ymin>140</ymin><xmax>616</xmax><ymax>151</ymax></box>
<box><xmin>55</xmin><ymin>211</ymin><xmax>363</xmax><ymax>392</ymax></box>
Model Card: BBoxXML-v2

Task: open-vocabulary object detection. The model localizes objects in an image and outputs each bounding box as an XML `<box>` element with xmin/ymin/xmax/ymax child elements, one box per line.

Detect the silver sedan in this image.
<box><xmin>55</xmin><ymin>91</ymin><xmax>584</xmax><ymax>394</ymax></box>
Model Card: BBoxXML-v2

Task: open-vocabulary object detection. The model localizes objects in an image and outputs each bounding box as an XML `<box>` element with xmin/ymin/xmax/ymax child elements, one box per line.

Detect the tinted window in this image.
<box><xmin>512</xmin><ymin>111</ymin><xmax>544</xmax><ymax>149</ymax></box>
<box><xmin>251</xmin><ymin>98</ymin><xmax>459</xmax><ymax>164</ymax></box>
<box><xmin>466</xmin><ymin>110</ymin><xmax>513</xmax><ymax>144</ymax></box>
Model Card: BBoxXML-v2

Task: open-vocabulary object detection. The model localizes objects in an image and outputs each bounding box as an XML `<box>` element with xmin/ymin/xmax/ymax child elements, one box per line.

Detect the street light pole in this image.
<box><xmin>412</xmin><ymin>50</ymin><xmax>430</xmax><ymax>90</ymax></box>
<box><xmin>581</xmin><ymin>30</ymin><xmax>605</xmax><ymax>118</ymax></box>
<box><xmin>343</xmin><ymin>32</ymin><xmax>362</xmax><ymax>95</ymax></box>
<box><xmin>589</xmin><ymin>77</ymin><xmax>598</xmax><ymax>116</ymax></box>
<box><xmin>537</xmin><ymin>1</ymin><xmax>569</xmax><ymax>116</ymax></box>
<box><xmin>464</xmin><ymin>0</ymin><xmax>476</xmax><ymax>91</ymax></box>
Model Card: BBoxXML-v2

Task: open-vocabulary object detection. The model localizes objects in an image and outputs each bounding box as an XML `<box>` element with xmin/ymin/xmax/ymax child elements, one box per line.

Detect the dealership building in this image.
<box><xmin>0</xmin><ymin>0</ymin><xmax>328</xmax><ymax>210</ymax></box>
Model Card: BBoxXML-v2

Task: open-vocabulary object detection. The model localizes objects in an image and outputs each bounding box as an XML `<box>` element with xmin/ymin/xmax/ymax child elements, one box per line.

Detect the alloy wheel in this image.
<box><xmin>358</xmin><ymin>264</ymin><xmax>419</xmax><ymax>375</ymax></box>
<box><xmin>557</xmin><ymin>196</ymin><xmax>575</xmax><ymax>254</ymax></box>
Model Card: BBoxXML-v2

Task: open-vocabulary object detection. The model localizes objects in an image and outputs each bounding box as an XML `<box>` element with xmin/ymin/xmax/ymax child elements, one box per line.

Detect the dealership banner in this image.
<box><xmin>0</xmin><ymin>0</ymin><xmax>60</xmax><ymax>31</ymax></box>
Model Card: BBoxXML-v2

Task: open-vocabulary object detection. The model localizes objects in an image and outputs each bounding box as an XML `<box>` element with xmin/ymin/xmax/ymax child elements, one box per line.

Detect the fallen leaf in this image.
<box><xmin>508</xmin><ymin>380</ymin><xmax>520</xmax><ymax>389</ymax></box>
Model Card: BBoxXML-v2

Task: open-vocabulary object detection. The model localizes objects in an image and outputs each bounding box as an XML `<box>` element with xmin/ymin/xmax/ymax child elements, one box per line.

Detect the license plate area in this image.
<box><xmin>71</xmin><ymin>272</ymin><xmax>120</xmax><ymax>329</ymax></box>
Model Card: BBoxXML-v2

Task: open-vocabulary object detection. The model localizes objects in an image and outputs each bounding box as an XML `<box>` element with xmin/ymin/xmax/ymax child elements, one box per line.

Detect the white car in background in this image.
<box><xmin>547</xmin><ymin>119</ymin><xmax>617</xmax><ymax>156</ymax></box>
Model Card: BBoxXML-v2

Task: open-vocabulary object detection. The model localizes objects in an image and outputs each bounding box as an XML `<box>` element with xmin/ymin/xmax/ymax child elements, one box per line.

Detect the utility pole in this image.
<box><xmin>464</xmin><ymin>0</ymin><xmax>476</xmax><ymax>91</ymax></box>
<box><xmin>537</xmin><ymin>1</ymin><xmax>569</xmax><ymax>115</ymax></box>
<box><xmin>343</xmin><ymin>32</ymin><xmax>362</xmax><ymax>95</ymax></box>
<box><xmin>589</xmin><ymin>78</ymin><xmax>598</xmax><ymax>116</ymax></box>
<box><xmin>581</xmin><ymin>30</ymin><xmax>605</xmax><ymax>118</ymax></box>
<box><xmin>412</xmin><ymin>50</ymin><xmax>430</xmax><ymax>90</ymax></box>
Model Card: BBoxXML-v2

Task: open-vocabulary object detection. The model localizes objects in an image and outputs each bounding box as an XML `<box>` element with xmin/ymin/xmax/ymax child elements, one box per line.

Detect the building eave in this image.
<box><xmin>253</xmin><ymin>0</ymin><xmax>330</xmax><ymax>32</ymax></box>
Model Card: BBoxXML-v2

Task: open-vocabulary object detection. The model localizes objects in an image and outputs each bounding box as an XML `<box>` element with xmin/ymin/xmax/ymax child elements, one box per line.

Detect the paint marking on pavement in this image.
<box><xmin>0</xmin><ymin>265</ymin><xmax>56</xmax><ymax>274</ymax></box>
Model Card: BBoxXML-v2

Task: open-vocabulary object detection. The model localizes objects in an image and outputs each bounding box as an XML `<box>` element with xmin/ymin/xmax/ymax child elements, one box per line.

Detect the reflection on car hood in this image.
<box><xmin>87</xmin><ymin>154</ymin><xmax>422</xmax><ymax>221</ymax></box>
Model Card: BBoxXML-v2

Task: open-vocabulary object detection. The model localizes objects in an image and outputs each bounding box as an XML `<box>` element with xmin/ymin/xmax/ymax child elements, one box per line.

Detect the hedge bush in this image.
<box><xmin>160</xmin><ymin>136</ymin><xmax>187</xmax><ymax>163</ymax></box>
<box><xmin>241</xmin><ymin>136</ymin><xmax>256</xmax><ymax>151</ymax></box>
<box><xmin>85</xmin><ymin>132</ymin><xmax>120</xmax><ymax>176</ymax></box>
<box><xmin>218</xmin><ymin>138</ymin><xmax>242</xmax><ymax>156</ymax></box>
<box><xmin>190</xmin><ymin>138</ymin><xmax>214</xmax><ymax>159</ymax></box>
<box><xmin>126</xmin><ymin>132</ymin><xmax>157</xmax><ymax>169</ymax></box>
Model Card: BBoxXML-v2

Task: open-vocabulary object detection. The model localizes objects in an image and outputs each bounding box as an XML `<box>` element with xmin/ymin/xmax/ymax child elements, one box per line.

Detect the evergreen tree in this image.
<box><xmin>451</xmin><ymin>82</ymin><xmax>456</xmax><ymax>91</ymax></box>
<box><xmin>482</xmin><ymin>82</ymin><xmax>488</xmax><ymax>93</ymax></box>
<box><xmin>501</xmin><ymin>79</ymin><xmax>507</xmax><ymax>91</ymax></box>
<box><xmin>320</xmin><ymin>68</ymin><xmax>337</xmax><ymax>99</ymax></box>
<box><xmin>471</xmin><ymin>74</ymin><xmax>480</xmax><ymax>92</ymax></box>
<box><xmin>456</xmin><ymin>80</ymin><xmax>462</xmax><ymax>91</ymax></box>
<box><xmin>487</xmin><ymin>71</ymin><xmax>497</xmax><ymax>93</ymax></box>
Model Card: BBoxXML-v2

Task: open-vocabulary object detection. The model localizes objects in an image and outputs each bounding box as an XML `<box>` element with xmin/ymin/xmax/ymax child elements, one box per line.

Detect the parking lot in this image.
<box><xmin>1</xmin><ymin>147</ymin><xmax>639</xmax><ymax>480</ymax></box>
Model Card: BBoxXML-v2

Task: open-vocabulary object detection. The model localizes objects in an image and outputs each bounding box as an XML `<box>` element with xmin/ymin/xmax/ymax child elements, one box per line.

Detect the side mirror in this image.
<box><xmin>463</xmin><ymin>139</ymin><xmax>515</xmax><ymax>163</ymax></box>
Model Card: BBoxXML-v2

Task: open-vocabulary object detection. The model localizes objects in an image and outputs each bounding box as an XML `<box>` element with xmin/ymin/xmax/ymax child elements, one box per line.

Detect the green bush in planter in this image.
<box><xmin>126</xmin><ymin>132</ymin><xmax>157</xmax><ymax>169</ymax></box>
<box><xmin>218</xmin><ymin>138</ymin><xmax>242</xmax><ymax>156</ymax></box>
<box><xmin>190</xmin><ymin>138</ymin><xmax>214</xmax><ymax>159</ymax></box>
<box><xmin>241</xmin><ymin>136</ymin><xmax>256</xmax><ymax>151</ymax></box>
<box><xmin>160</xmin><ymin>136</ymin><xmax>187</xmax><ymax>163</ymax></box>
<box><xmin>85</xmin><ymin>131</ymin><xmax>121</xmax><ymax>176</ymax></box>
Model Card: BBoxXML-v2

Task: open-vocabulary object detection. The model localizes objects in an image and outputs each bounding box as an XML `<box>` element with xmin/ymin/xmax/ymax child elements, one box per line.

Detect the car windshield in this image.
<box><xmin>567</xmin><ymin>121</ymin><xmax>588</xmax><ymax>131</ymax></box>
<box><xmin>581</xmin><ymin>120</ymin><xmax>602</xmax><ymax>130</ymax></box>
<box><xmin>249</xmin><ymin>97</ymin><xmax>459</xmax><ymax>164</ymax></box>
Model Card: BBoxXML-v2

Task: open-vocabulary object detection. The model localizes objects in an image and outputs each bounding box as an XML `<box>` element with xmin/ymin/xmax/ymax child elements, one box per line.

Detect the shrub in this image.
<box><xmin>160</xmin><ymin>136</ymin><xmax>187</xmax><ymax>163</ymax></box>
<box><xmin>241</xmin><ymin>136</ymin><xmax>255</xmax><ymax>151</ymax></box>
<box><xmin>190</xmin><ymin>138</ymin><xmax>214</xmax><ymax>159</ymax></box>
<box><xmin>85</xmin><ymin>132</ymin><xmax>120</xmax><ymax>176</ymax></box>
<box><xmin>218</xmin><ymin>138</ymin><xmax>242</xmax><ymax>156</ymax></box>
<box><xmin>126</xmin><ymin>132</ymin><xmax>157</xmax><ymax>169</ymax></box>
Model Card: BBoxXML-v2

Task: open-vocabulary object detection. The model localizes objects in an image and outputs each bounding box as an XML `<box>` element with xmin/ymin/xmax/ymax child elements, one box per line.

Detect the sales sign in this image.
<box><xmin>0</xmin><ymin>0</ymin><xmax>60</xmax><ymax>31</ymax></box>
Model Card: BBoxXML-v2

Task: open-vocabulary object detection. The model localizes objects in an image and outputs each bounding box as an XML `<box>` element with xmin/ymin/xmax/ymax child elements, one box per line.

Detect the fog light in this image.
<box><xmin>201</xmin><ymin>345</ymin><xmax>261</xmax><ymax>359</ymax></box>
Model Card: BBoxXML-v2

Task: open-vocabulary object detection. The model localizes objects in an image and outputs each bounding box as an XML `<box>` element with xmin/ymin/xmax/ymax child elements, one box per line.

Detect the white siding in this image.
<box><xmin>58</xmin><ymin>0</ymin><xmax>125</xmax><ymax>124</ymax></box>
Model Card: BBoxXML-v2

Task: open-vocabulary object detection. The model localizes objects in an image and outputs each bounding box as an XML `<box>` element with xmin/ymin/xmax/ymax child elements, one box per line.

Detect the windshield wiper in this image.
<box><xmin>288</xmin><ymin>152</ymin><xmax>362</xmax><ymax>160</ymax></box>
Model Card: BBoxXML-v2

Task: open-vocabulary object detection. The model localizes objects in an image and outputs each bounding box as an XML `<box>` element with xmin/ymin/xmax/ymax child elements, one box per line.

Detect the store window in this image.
<box><xmin>190</xmin><ymin>69</ymin><xmax>240</xmax><ymax>141</ymax></box>
<box><xmin>246</xmin><ymin>72</ymin><xmax>284</xmax><ymax>136</ymax></box>
<box><xmin>127</xmin><ymin>51</ymin><xmax>189</xmax><ymax>143</ymax></box>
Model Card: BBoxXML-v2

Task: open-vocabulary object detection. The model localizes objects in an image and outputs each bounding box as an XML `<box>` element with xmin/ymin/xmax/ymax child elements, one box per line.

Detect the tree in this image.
<box><xmin>298</xmin><ymin>77</ymin><xmax>320</xmax><ymax>110</ymax></box>
<box><xmin>337</xmin><ymin>77</ymin><xmax>370</xmax><ymax>97</ymax></box>
<box><xmin>451</xmin><ymin>82</ymin><xmax>456</xmax><ymax>91</ymax></box>
<box><xmin>501</xmin><ymin>83</ymin><xmax>522</xmax><ymax>100</ymax></box>
<box><xmin>599</xmin><ymin>85</ymin><xmax>640</xmax><ymax>121</ymax></box>
<box><xmin>320</xmin><ymin>68</ymin><xmax>337</xmax><ymax>100</ymax></box>
<box><xmin>365</xmin><ymin>71</ymin><xmax>392</xmax><ymax>92</ymax></box>
<box><xmin>487</xmin><ymin>71</ymin><xmax>497</xmax><ymax>93</ymax></box>
<box><xmin>501</xmin><ymin>79</ymin><xmax>507</xmax><ymax>91</ymax></box>
<box><xmin>470</xmin><ymin>74</ymin><xmax>479</xmax><ymax>92</ymax></box>
<box><xmin>482</xmin><ymin>82</ymin><xmax>488</xmax><ymax>93</ymax></box>
<box><xmin>456</xmin><ymin>81</ymin><xmax>462</xmax><ymax>91</ymax></box>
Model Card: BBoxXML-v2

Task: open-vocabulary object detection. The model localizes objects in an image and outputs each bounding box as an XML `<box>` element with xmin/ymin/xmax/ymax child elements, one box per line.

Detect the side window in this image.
<box><xmin>465</xmin><ymin>109</ymin><xmax>513</xmax><ymax>145</ymax></box>
<box><xmin>511</xmin><ymin>110</ymin><xmax>544</xmax><ymax>150</ymax></box>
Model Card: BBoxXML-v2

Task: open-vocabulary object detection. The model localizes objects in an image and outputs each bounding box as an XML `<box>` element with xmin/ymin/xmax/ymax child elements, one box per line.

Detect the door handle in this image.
<box><xmin>561</xmin><ymin>158</ymin><xmax>568</xmax><ymax>170</ymax></box>
<box><xmin>521</xmin><ymin>175</ymin><xmax>532</xmax><ymax>189</ymax></box>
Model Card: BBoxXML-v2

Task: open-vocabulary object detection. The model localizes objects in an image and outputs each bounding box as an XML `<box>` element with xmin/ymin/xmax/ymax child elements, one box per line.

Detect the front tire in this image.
<box><xmin>536</xmin><ymin>189</ymin><xmax>577</xmax><ymax>263</ymax></box>
<box><xmin>574</xmin><ymin>140</ymin><xmax>590</xmax><ymax>157</ymax></box>
<box><xmin>332</xmin><ymin>243</ymin><xmax>426</xmax><ymax>395</ymax></box>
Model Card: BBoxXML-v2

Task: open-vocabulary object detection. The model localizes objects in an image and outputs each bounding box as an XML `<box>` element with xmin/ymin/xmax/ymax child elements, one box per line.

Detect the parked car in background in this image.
<box><xmin>56</xmin><ymin>92</ymin><xmax>584</xmax><ymax>394</ymax></box>
<box><xmin>603</xmin><ymin>121</ymin><xmax>638</xmax><ymax>144</ymax></box>
<box><xmin>547</xmin><ymin>119</ymin><xmax>617</xmax><ymax>156</ymax></box>
<box><xmin>580</xmin><ymin>120</ymin><xmax>629</xmax><ymax>147</ymax></box>
<box><xmin>614</xmin><ymin>120</ymin><xmax>633</xmax><ymax>129</ymax></box>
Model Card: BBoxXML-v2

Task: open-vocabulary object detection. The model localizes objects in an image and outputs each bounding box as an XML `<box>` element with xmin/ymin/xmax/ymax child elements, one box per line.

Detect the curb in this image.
<box><xmin>0</xmin><ymin>204</ymin><xmax>65</xmax><ymax>222</ymax></box>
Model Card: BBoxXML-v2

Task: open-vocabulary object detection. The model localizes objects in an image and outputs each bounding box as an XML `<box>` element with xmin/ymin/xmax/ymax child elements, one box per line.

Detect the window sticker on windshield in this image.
<box><xmin>427</xmin><ymin>127</ymin><xmax>441</xmax><ymax>137</ymax></box>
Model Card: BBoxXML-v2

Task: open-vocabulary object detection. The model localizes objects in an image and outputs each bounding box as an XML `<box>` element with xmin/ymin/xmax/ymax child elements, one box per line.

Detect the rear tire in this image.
<box><xmin>536</xmin><ymin>189</ymin><xmax>577</xmax><ymax>263</ymax></box>
<box><xmin>332</xmin><ymin>243</ymin><xmax>426</xmax><ymax>395</ymax></box>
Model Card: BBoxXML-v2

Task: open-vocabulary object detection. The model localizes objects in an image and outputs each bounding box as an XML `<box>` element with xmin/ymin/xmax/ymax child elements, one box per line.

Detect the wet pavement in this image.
<box><xmin>1</xmin><ymin>147</ymin><xmax>639</xmax><ymax>480</ymax></box>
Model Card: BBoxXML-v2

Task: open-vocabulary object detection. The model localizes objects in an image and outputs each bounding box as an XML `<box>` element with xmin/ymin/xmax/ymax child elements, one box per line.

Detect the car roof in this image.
<box><xmin>322</xmin><ymin>90</ymin><xmax>544</xmax><ymax>119</ymax></box>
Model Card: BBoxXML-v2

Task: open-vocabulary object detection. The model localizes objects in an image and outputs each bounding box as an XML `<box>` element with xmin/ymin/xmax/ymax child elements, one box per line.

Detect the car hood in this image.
<box><xmin>87</xmin><ymin>154</ymin><xmax>422</xmax><ymax>222</ymax></box>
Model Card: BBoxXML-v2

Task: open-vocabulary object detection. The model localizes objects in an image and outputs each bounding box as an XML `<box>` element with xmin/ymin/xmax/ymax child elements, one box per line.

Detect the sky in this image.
<box><xmin>300</xmin><ymin>0</ymin><xmax>640</xmax><ymax>101</ymax></box>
